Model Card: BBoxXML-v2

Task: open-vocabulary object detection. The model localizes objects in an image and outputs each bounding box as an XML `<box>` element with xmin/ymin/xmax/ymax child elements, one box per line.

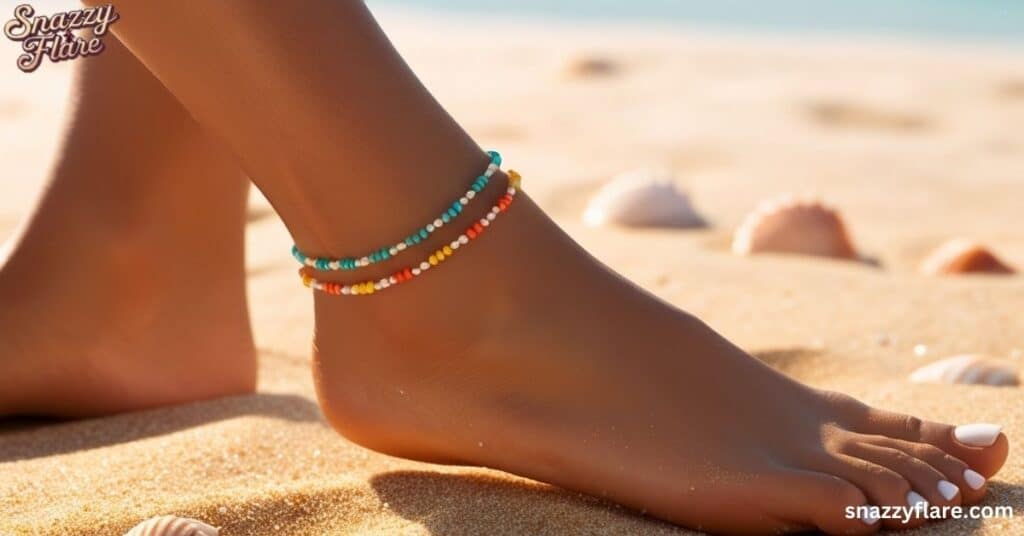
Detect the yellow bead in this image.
<box><xmin>507</xmin><ymin>169</ymin><xmax>522</xmax><ymax>189</ymax></box>
<box><xmin>302</xmin><ymin>274</ymin><xmax>313</xmax><ymax>288</ymax></box>
<box><xmin>429</xmin><ymin>255</ymin><xmax>439</xmax><ymax>266</ymax></box>
<box><xmin>442</xmin><ymin>245</ymin><xmax>453</xmax><ymax>256</ymax></box>
<box><xmin>365</xmin><ymin>282</ymin><xmax>375</xmax><ymax>294</ymax></box>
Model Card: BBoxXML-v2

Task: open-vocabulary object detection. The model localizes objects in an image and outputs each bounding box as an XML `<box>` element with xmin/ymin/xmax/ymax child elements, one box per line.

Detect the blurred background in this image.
<box><xmin>373</xmin><ymin>0</ymin><xmax>1024</xmax><ymax>41</ymax></box>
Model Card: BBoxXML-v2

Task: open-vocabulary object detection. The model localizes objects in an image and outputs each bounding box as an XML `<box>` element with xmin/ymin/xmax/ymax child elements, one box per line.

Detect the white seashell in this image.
<box><xmin>732</xmin><ymin>195</ymin><xmax>857</xmax><ymax>259</ymax></box>
<box><xmin>919</xmin><ymin>239</ymin><xmax>1016</xmax><ymax>275</ymax></box>
<box><xmin>124</xmin><ymin>516</ymin><xmax>219</xmax><ymax>536</ymax></box>
<box><xmin>583</xmin><ymin>170</ymin><xmax>705</xmax><ymax>228</ymax></box>
<box><xmin>909</xmin><ymin>355</ymin><xmax>1019</xmax><ymax>387</ymax></box>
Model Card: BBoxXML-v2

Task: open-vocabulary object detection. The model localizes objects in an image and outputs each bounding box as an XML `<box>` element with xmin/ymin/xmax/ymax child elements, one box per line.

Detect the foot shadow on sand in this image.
<box><xmin>370</xmin><ymin>470</ymin><xmax>684</xmax><ymax>535</ymax></box>
<box><xmin>0</xmin><ymin>392</ymin><xmax>322</xmax><ymax>463</ymax></box>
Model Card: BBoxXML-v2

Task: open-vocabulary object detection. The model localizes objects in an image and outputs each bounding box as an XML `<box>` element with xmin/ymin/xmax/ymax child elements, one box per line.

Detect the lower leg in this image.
<box><xmin>0</xmin><ymin>37</ymin><xmax>255</xmax><ymax>417</ymax></box>
<box><xmin>101</xmin><ymin>2</ymin><xmax>1008</xmax><ymax>533</ymax></box>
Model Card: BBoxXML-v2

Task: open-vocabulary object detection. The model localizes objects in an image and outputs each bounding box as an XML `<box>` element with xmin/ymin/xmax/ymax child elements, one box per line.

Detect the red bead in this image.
<box><xmin>473</xmin><ymin>222</ymin><xmax>484</xmax><ymax>233</ymax></box>
<box><xmin>403</xmin><ymin>268</ymin><xmax>413</xmax><ymax>280</ymax></box>
<box><xmin>467</xmin><ymin>228</ymin><xmax>478</xmax><ymax>239</ymax></box>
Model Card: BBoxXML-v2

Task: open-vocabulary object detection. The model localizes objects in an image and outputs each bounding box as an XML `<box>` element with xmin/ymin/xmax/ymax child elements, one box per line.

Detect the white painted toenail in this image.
<box><xmin>964</xmin><ymin>469</ymin><xmax>986</xmax><ymax>490</ymax></box>
<box><xmin>858</xmin><ymin>508</ymin><xmax>879</xmax><ymax>525</ymax></box>
<box><xmin>954</xmin><ymin>423</ymin><xmax>1002</xmax><ymax>447</ymax></box>
<box><xmin>937</xmin><ymin>480</ymin><xmax>959</xmax><ymax>501</ymax></box>
<box><xmin>907</xmin><ymin>491</ymin><xmax>929</xmax><ymax>512</ymax></box>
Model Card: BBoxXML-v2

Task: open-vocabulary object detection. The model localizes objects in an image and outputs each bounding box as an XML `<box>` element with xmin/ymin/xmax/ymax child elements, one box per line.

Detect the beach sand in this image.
<box><xmin>1</xmin><ymin>8</ymin><xmax>1023</xmax><ymax>535</ymax></box>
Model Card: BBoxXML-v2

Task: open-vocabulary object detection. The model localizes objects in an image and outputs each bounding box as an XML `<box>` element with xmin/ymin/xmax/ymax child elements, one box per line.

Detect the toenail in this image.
<box><xmin>964</xmin><ymin>469</ymin><xmax>986</xmax><ymax>490</ymax></box>
<box><xmin>858</xmin><ymin>507</ymin><xmax>880</xmax><ymax>525</ymax></box>
<box><xmin>937</xmin><ymin>480</ymin><xmax>959</xmax><ymax>501</ymax></box>
<box><xmin>907</xmin><ymin>491</ymin><xmax>929</xmax><ymax>512</ymax></box>
<box><xmin>954</xmin><ymin>423</ymin><xmax>1002</xmax><ymax>447</ymax></box>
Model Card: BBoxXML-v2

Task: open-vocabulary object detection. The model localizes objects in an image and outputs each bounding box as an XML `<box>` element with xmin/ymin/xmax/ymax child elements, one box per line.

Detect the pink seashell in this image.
<box><xmin>909</xmin><ymin>355</ymin><xmax>1019</xmax><ymax>387</ymax></box>
<box><xmin>124</xmin><ymin>516</ymin><xmax>219</xmax><ymax>536</ymax></box>
<box><xmin>732</xmin><ymin>196</ymin><xmax>857</xmax><ymax>259</ymax></box>
<box><xmin>919</xmin><ymin>239</ymin><xmax>1016</xmax><ymax>275</ymax></box>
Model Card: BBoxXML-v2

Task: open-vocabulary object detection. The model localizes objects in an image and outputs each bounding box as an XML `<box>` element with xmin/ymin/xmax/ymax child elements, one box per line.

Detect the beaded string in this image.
<box><xmin>301</xmin><ymin>170</ymin><xmax>521</xmax><ymax>296</ymax></box>
<box><xmin>291</xmin><ymin>151</ymin><xmax>502</xmax><ymax>271</ymax></box>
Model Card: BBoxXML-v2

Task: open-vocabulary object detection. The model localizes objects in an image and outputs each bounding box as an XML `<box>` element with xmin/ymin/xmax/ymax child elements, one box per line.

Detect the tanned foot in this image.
<box><xmin>309</xmin><ymin>176</ymin><xmax>1008</xmax><ymax>534</ymax></box>
<box><xmin>0</xmin><ymin>228</ymin><xmax>256</xmax><ymax>417</ymax></box>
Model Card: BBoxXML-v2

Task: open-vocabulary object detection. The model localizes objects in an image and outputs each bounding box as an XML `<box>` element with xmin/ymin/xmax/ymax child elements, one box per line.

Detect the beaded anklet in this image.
<box><xmin>301</xmin><ymin>170</ymin><xmax>522</xmax><ymax>296</ymax></box>
<box><xmin>291</xmin><ymin>151</ymin><xmax>502</xmax><ymax>271</ymax></box>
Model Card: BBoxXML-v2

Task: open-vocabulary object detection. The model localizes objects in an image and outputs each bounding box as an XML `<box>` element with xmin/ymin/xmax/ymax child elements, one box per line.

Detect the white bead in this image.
<box><xmin>491</xmin><ymin>207</ymin><xmax>500</xmax><ymax>215</ymax></box>
<box><xmin>396</xmin><ymin>242</ymin><xmax>407</xmax><ymax>251</ymax></box>
<box><xmin>507</xmin><ymin>187</ymin><xmax>515</xmax><ymax>194</ymax></box>
<box><xmin>412</xmin><ymin>268</ymin><xmax>421</xmax><ymax>276</ymax></box>
<box><xmin>450</xmin><ymin>241</ymin><xmax>460</xmax><ymax>250</ymax></box>
<box><xmin>389</xmin><ymin>247</ymin><xmax>398</xmax><ymax>256</ymax></box>
<box><xmin>420</xmin><ymin>261</ymin><xmax>430</xmax><ymax>270</ymax></box>
<box><xmin>466</xmin><ymin>190</ymin><xmax>476</xmax><ymax>199</ymax></box>
<box><xmin>305</xmin><ymin>258</ymin><xmax>316</xmax><ymax>267</ymax></box>
<box><xmin>426</xmin><ymin>224</ymin><xmax>435</xmax><ymax>232</ymax></box>
<box><xmin>487</xmin><ymin>163</ymin><xmax>498</xmax><ymax>173</ymax></box>
<box><xmin>389</xmin><ymin>276</ymin><xmax>398</xmax><ymax>284</ymax></box>
<box><xmin>433</xmin><ymin>218</ymin><xmax>443</xmax><ymax>228</ymax></box>
<box><xmin>342</xmin><ymin>286</ymin><xmax>350</xmax><ymax>295</ymax></box>
<box><xmin>481</xmin><ymin>219</ymin><xmax>490</xmax><ymax>227</ymax></box>
<box><xmin>373</xmin><ymin>282</ymin><xmax>382</xmax><ymax>291</ymax></box>
<box><xmin>458</xmin><ymin>235</ymin><xmax>469</xmax><ymax>245</ymax></box>
<box><xmin>360</xmin><ymin>256</ymin><xmax>370</xmax><ymax>265</ymax></box>
<box><xmin>487</xmin><ymin>212</ymin><xmax>497</xmax><ymax>221</ymax></box>
<box><xmin>460</xmin><ymin>197</ymin><xmax>469</xmax><ymax>205</ymax></box>
<box><xmin>329</xmin><ymin>261</ymin><xmax>340</xmax><ymax>270</ymax></box>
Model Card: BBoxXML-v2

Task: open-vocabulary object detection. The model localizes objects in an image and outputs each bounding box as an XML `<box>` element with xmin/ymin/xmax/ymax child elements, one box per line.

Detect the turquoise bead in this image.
<box><xmin>315</xmin><ymin>259</ymin><xmax>329</xmax><ymax>270</ymax></box>
<box><xmin>488</xmin><ymin>150</ymin><xmax>501</xmax><ymax>165</ymax></box>
<box><xmin>447</xmin><ymin>208</ymin><xmax>457</xmax><ymax>218</ymax></box>
<box><xmin>419</xmin><ymin>229</ymin><xmax>429</xmax><ymax>239</ymax></box>
<box><xmin>441</xmin><ymin>213</ymin><xmax>451</xmax><ymax>223</ymax></box>
<box><xmin>381</xmin><ymin>249</ymin><xmax>390</xmax><ymax>260</ymax></box>
<box><xmin>405</xmin><ymin>237</ymin><xmax>415</xmax><ymax>246</ymax></box>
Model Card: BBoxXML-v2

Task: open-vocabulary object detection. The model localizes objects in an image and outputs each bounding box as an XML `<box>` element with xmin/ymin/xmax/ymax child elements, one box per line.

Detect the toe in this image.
<box><xmin>854</xmin><ymin>408</ymin><xmax>1008</xmax><ymax>478</ymax></box>
<box><xmin>845</xmin><ymin>440</ymin><xmax>959</xmax><ymax>513</ymax></box>
<box><xmin>773</xmin><ymin>469</ymin><xmax>878</xmax><ymax>535</ymax></box>
<box><xmin>860</xmin><ymin>435</ymin><xmax>987</xmax><ymax>505</ymax></box>
<box><xmin>817</xmin><ymin>452</ymin><xmax>925</xmax><ymax>530</ymax></box>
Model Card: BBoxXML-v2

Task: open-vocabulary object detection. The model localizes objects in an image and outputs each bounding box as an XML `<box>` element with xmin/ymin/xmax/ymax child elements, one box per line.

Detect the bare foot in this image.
<box><xmin>309</xmin><ymin>177</ymin><xmax>1007</xmax><ymax>534</ymax></box>
<box><xmin>0</xmin><ymin>225</ymin><xmax>256</xmax><ymax>417</ymax></box>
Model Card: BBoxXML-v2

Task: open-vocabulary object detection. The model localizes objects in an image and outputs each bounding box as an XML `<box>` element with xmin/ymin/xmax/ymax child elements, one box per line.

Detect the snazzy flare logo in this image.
<box><xmin>3</xmin><ymin>4</ymin><xmax>118</xmax><ymax>73</ymax></box>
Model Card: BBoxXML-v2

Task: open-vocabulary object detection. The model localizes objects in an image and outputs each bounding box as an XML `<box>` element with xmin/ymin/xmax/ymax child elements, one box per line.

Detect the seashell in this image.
<box><xmin>909</xmin><ymin>354</ymin><xmax>1019</xmax><ymax>387</ymax></box>
<box><xmin>124</xmin><ymin>516</ymin><xmax>219</xmax><ymax>536</ymax></box>
<box><xmin>919</xmin><ymin>239</ymin><xmax>1016</xmax><ymax>275</ymax></box>
<box><xmin>732</xmin><ymin>196</ymin><xmax>857</xmax><ymax>259</ymax></box>
<box><xmin>583</xmin><ymin>170</ymin><xmax>705</xmax><ymax>228</ymax></box>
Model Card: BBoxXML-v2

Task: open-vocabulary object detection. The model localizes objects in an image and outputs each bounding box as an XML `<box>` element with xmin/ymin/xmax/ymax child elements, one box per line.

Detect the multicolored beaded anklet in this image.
<box><xmin>301</xmin><ymin>170</ymin><xmax>522</xmax><ymax>296</ymax></box>
<box><xmin>291</xmin><ymin>151</ymin><xmax>503</xmax><ymax>271</ymax></box>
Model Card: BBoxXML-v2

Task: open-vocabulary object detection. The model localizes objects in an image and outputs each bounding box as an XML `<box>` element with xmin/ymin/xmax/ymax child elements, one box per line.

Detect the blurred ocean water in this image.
<box><xmin>373</xmin><ymin>0</ymin><xmax>1024</xmax><ymax>42</ymax></box>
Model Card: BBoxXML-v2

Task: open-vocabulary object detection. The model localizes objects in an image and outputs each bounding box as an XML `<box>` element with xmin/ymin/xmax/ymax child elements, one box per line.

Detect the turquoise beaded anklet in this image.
<box><xmin>291</xmin><ymin>150</ymin><xmax>502</xmax><ymax>271</ymax></box>
<box><xmin>301</xmin><ymin>170</ymin><xmax>522</xmax><ymax>296</ymax></box>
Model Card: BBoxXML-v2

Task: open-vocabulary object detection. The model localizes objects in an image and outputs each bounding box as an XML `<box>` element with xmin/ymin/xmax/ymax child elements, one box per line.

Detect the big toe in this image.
<box><xmin>860</xmin><ymin>410</ymin><xmax>1008</xmax><ymax>478</ymax></box>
